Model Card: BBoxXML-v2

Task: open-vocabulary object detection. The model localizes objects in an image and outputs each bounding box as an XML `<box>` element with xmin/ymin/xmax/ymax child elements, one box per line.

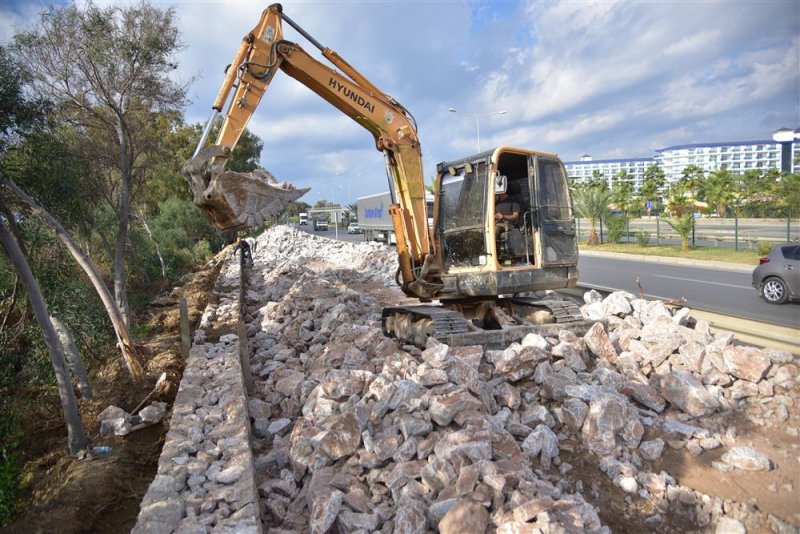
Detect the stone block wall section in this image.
<box><xmin>133</xmin><ymin>256</ymin><xmax>263</xmax><ymax>534</ymax></box>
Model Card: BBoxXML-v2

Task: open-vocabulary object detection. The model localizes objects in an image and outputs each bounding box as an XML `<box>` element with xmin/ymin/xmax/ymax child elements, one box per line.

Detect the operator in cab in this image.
<box><xmin>495</xmin><ymin>187</ymin><xmax>520</xmax><ymax>226</ymax></box>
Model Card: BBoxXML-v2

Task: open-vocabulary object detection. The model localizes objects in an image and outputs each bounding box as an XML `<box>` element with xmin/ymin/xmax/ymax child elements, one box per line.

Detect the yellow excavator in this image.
<box><xmin>184</xmin><ymin>3</ymin><xmax>594</xmax><ymax>348</ymax></box>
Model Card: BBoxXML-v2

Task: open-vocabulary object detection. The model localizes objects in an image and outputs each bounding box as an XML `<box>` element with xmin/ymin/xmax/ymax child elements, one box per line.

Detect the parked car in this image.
<box><xmin>752</xmin><ymin>243</ymin><xmax>800</xmax><ymax>304</ymax></box>
<box><xmin>347</xmin><ymin>223</ymin><xmax>361</xmax><ymax>234</ymax></box>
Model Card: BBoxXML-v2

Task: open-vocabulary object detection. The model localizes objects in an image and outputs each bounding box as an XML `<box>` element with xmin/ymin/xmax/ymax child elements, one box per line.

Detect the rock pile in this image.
<box><xmin>243</xmin><ymin>226</ymin><xmax>799</xmax><ymax>533</ymax></box>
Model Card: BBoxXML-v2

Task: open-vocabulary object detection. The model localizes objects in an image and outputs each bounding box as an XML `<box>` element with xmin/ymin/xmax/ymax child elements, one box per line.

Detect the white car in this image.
<box><xmin>347</xmin><ymin>223</ymin><xmax>361</xmax><ymax>234</ymax></box>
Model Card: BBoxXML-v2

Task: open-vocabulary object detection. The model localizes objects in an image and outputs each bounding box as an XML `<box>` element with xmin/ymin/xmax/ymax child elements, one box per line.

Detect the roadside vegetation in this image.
<box><xmin>0</xmin><ymin>3</ymin><xmax>269</xmax><ymax>527</ymax></box>
<box><xmin>579</xmin><ymin>241</ymin><xmax>761</xmax><ymax>265</ymax></box>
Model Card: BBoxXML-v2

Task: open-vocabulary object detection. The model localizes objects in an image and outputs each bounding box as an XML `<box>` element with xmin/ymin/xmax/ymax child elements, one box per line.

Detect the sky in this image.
<box><xmin>2</xmin><ymin>0</ymin><xmax>799</xmax><ymax>207</ymax></box>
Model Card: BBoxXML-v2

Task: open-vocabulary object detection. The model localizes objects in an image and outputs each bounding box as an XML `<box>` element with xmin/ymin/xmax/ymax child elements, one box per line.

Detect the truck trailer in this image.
<box><xmin>357</xmin><ymin>192</ymin><xmax>394</xmax><ymax>243</ymax></box>
<box><xmin>357</xmin><ymin>191</ymin><xmax>434</xmax><ymax>244</ymax></box>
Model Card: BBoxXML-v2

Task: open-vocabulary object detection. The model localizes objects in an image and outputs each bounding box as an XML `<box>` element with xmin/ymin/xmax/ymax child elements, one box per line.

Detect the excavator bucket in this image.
<box><xmin>183</xmin><ymin>146</ymin><xmax>309</xmax><ymax>231</ymax></box>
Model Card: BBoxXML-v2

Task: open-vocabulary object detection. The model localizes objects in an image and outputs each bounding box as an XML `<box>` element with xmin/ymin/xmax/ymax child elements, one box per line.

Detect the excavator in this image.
<box><xmin>184</xmin><ymin>3</ymin><xmax>594</xmax><ymax>348</ymax></box>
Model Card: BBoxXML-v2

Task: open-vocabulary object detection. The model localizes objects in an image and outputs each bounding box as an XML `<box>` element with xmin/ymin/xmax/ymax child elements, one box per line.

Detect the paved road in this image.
<box><xmin>297</xmin><ymin>224</ymin><xmax>372</xmax><ymax>244</ymax></box>
<box><xmin>577</xmin><ymin>254</ymin><xmax>799</xmax><ymax>329</ymax></box>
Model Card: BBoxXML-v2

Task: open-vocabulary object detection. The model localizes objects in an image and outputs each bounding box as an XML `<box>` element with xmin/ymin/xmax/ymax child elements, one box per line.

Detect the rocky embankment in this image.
<box><xmin>140</xmin><ymin>225</ymin><xmax>800</xmax><ymax>533</ymax></box>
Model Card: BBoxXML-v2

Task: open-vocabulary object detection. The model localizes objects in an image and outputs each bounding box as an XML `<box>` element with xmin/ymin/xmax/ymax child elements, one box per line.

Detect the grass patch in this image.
<box><xmin>130</xmin><ymin>323</ymin><xmax>154</xmax><ymax>340</ymax></box>
<box><xmin>579</xmin><ymin>242</ymin><xmax>760</xmax><ymax>265</ymax></box>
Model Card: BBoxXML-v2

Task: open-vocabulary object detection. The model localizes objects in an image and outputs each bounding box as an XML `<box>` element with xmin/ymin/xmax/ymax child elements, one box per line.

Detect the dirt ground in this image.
<box><xmin>1</xmin><ymin>256</ymin><xmax>223</xmax><ymax>534</ymax></box>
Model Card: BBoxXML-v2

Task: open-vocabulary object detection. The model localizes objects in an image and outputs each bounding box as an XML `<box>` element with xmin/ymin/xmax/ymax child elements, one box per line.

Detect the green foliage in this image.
<box><xmin>0</xmin><ymin>222</ymin><xmax>113</xmax><ymax>388</ymax></box>
<box><xmin>605</xmin><ymin>215</ymin><xmax>627</xmax><ymax>243</ymax></box>
<box><xmin>775</xmin><ymin>173</ymin><xmax>799</xmax><ymax>217</ymax></box>
<box><xmin>664</xmin><ymin>215</ymin><xmax>694</xmax><ymax>252</ymax></box>
<box><xmin>610</xmin><ymin>171</ymin><xmax>635</xmax><ymax>215</ymax></box>
<box><xmin>699</xmin><ymin>169</ymin><xmax>738</xmax><ymax>217</ymax></box>
<box><xmin>757</xmin><ymin>241</ymin><xmax>773</xmax><ymax>256</ymax></box>
<box><xmin>572</xmin><ymin>186</ymin><xmax>611</xmax><ymax>245</ymax></box>
<box><xmin>0</xmin><ymin>397</ymin><xmax>22</xmax><ymax>526</ymax></box>
<box><xmin>0</xmin><ymin>46</ymin><xmax>51</xmax><ymax>156</ymax></box>
<box><xmin>636</xmin><ymin>231</ymin><xmax>651</xmax><ymax>247</ymax></box>
<box><xmin>282</xmin><ymin>201</ymin><xmax>311</xmax><ymax>218</ymax></box>
<box><xmin>204</xmin><ymin>118</ymin><xmax>264</xmax><ymax>173</ymax></box>
<box><xmin>148</xmin><ymin>199</ymin><xmax>220</xmax><ymax>281</ymax></box>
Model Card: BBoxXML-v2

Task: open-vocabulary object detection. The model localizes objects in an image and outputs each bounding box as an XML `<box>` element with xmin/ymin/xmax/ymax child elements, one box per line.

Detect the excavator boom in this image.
<box><xmin>184</xmin><ymin>3</ymin><xmax>431</xmax><ymax>293</ymax></box>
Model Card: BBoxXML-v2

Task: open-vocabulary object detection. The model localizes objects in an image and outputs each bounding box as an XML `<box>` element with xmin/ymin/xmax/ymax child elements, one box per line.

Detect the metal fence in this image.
<box><xmin>576</xmin><ymin>217</ymin><xmax>800</xmax><ymax>250</ymax></box>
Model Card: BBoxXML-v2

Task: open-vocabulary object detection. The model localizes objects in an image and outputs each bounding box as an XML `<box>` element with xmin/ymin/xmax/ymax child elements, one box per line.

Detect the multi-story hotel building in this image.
<box><xmin>563</xmin><ymin>155</ymin><xmax>654</xmax><ymax>190</ymax></box>
<box><xmin>565</xmin><ymin>127</ymin><xmax>799</xmax><ymax>189</ymax></box>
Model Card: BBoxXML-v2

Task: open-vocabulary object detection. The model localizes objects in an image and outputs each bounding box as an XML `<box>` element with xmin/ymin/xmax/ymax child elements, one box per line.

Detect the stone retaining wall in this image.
<box><xmin>133</xmin><ymin>258</ymin><xmax>262</xmax><ymax>534</ymax></box>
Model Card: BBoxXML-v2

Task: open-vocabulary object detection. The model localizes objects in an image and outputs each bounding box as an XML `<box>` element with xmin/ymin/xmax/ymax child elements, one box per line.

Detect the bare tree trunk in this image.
<box><xmin>0</xmin><ymin>209</ymin><xmax>88</xmax><ymax>453</ymax></box>
<box><xmin>113</xmin><ymin>222</ymin><xmax>131</xmax><ymax>330</ymax></box>
<box><xmin>136</xmin><ymin>212</ymin><xmax>166</xmax><ymax>279</ymax></box>
<box><xmin>115</xmin><ymin>119</ymin><xmax>132</xmax><ymax>331</ymax></box>
<box><xmin>50</xmin><ymin>316</ymin><xmax>93</xmax><ymax>400</ymax></box>
<box><xmin>2</xmin><ymin>176</ymin><xmax>143</xmax><ymax>381</ymax></box>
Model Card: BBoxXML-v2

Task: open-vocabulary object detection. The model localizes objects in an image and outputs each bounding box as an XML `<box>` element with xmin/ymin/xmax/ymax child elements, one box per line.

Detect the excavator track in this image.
<box><xmin>383</xmin><ymin>300</ymin><xmax>600</xmax><ymax>349</ymax></box>
<box><xmin>509</xmin><ymin>297</ymin><xmax>586</xmax><ymax>323</ymax></box>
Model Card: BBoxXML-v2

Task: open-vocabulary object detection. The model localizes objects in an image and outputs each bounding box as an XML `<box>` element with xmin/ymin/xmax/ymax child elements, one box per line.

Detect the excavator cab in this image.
<box><xmin>432</xmin><ymin>146</ymin><xmax>579</xmax><ymax>300</ymax></box>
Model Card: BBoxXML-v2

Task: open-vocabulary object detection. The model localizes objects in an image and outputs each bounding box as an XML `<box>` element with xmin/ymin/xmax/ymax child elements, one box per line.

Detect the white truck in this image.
<box><xmin>357</xmin><ymin>191</ymin><xmax>433</xmax><ymax>245</ymax></box>
<box><xmin>357</xmin><ymin>192</ymin><xmax>395</xmax><ymax>243</ymax></box>
<box><xmin>299</xmin><ymin>212</ymin><xmax>309</xmax><ymax>225</ymax></box>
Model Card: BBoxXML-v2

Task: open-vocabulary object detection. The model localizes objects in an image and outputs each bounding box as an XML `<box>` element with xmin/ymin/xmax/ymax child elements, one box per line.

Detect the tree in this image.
<box><xmin>2</xmin><ymin>175</ymin><xmax>143</xmax><ymax>380</ymax></box>
<box><xmin>639</xmin><ymin>164</ymin><xmax>666</xmax><ymax>212</ymax></box>
<box><xmin>13</xmin><ymin>2</ymin><xmax>188</xmax><ymax>329</ymax></box>
<box><xmin>572</xmin><ymin>186</ymin><xmax>611</xmax><ymax>246</ymax></box>
<box><xmin>680</xmin><ymin>164</ymin><xmax>705</xmax><ymax>215</ymax></box>
<box><xmin>610</xmin><ymin>170</ymin><xmax>635</xmax><ymax>216</ymax></box>
<box><xmin>588</xmin><ymin>170</ymin><xmax>609</xmax><ymax>192</ymax></box>
<box><xmin>664</xmin><ymin>215</ymin><xmax>694</xmax><ymax>252</ymax></box>
<box><xmin>699</xmin><ymin>169</ymin><xmax>737</xmax><ymax>217</ymax></box>
<box><xmin>775</xmin><ymin>173</ymin><xmax>800</xmax><ymax>217</ymax></box>
<box><xmin>665</xmin><ymin>180</ymin><xmax>690</xmax><ymax>217</ymax></box>
<box><xmin>0</xmin><ymin>46</ymin><xmax>50</xmax><ymax>156</ymax></box>
<box><xmin>204</xmin><ymin>118</ymin><xmax>264</xmax><ymax>173</ymax></box>
<box><xmin>740</xmin><ymin>169</ymin><xmax>779</xmax><ymax>216</ymax></box>
<box><xmin>0</xmin><ymin>208</ymin><xmax>87</xmax><ymax>454</ymax></box>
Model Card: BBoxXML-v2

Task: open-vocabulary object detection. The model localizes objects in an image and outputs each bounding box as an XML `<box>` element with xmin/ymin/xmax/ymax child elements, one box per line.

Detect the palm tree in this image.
<box><xmin>665</xmin><ymin>181</ymin><xmax>690</xmax><ymax>217</ymax></box>
<box><xmin>665</xmin><ymin>215</ymin><xmax>694</xmax><ymax>252</ymax></box>
<box><xmin>572</xmin><ymin>185</ymin><xmax>611</xmax><ymax>246</ymax></box>
<box><xmin>610</xmin><ymin>170</ymin><xmax>635</xmax><ymax>216</ymax></box>
<box><xmin>700</xmin><ymin>169</ymin><xmax>737</xmax><ymax>217</ymax></box>
<box><xmin>640</xmin><ymin>164</ymin><xmax>666</xmax><ymax>212</ymax></box>
<box><xmin>680</xmin><ymin>164</ymin><xmax>705</xmax><ymax>215</ymax></box>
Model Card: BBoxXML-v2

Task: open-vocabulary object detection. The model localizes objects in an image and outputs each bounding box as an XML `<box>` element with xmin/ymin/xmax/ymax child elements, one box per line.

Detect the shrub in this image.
<box><xmin>605</xmin><ymin>215</ymin><xmax>627</xmax><ymax>243</ymax></box>
<box><xmin>636</xmin><ymin>231</ymin><xmax>651</xmax><ymax>247</ymax></box>
<box><xmin>0</xmin><ymin>399</ymin><xmax>21</xmax><ymax>526</ymax></box>
<box><xmin>757</xmin><ymin>241</ymin><xmax>773</xmax><ymax>256</ymax></box>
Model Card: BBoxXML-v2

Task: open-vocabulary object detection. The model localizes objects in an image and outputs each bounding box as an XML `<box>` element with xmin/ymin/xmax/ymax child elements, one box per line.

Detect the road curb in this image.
<box><xmin>578</xmin><ymin>250</ymin><xmax>754</xmax><ymax>273</ymax></box>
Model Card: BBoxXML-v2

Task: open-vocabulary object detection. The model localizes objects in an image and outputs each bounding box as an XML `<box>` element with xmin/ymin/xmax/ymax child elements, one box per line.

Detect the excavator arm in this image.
<box><xmin>185</xmin><ymin>3</ymin><xmax>433</xmax><ymax>293</ymax></box>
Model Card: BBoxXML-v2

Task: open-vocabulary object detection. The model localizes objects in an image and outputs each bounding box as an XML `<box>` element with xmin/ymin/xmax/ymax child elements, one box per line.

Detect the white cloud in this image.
<box><xmin>1</xmin><ymin>0</ymin><xmax>797</xmax><ymax>193</ymax></box>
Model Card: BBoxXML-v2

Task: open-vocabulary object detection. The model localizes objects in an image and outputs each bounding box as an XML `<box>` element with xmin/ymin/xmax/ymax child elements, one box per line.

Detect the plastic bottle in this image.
<box><xmin>91</xmin><ymin>445</ymin><xmax>112</xmax><ymax>456</ymax></box>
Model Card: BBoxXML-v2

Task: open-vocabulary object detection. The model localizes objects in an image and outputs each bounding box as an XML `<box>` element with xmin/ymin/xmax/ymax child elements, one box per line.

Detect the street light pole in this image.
<box><xmin>448</xmin><ymin>108</ymin><xmax>507</xmax><ymax>152</ymax></box>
